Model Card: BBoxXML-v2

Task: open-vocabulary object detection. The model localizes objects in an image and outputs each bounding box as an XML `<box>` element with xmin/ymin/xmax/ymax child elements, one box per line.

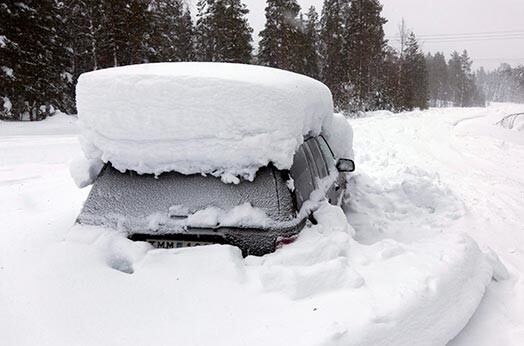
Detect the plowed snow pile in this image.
<box><xmin>76</xmin><ymin>63</ymin><xmax>333</xmax><ymax>182</ymax></box>
<box><xmin>3</xmin><ymin>203</ymin><xmax>492</xmax><ymax>346</ymax></box>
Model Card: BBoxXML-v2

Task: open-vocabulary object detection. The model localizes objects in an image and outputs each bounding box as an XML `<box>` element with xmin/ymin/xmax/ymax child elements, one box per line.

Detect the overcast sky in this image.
<box><xmin>190</xmin><ymin>0</ymin><xmax>524</xmax><ymax>70</ymax></box>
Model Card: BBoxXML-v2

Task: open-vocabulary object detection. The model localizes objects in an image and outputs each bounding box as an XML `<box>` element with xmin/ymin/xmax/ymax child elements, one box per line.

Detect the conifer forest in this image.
<box><xmin>1</xmin><ymin>0</ymin><xmax>523</xmax><ymax>120</ymax></box>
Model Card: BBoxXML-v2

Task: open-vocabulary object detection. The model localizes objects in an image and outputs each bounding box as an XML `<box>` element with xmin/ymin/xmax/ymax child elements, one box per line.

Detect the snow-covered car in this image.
<box><xmin>72</xmin><ymin>62</ymin><xmax>355</xmax><ymax>256</ymax></box>
<box><xmin>77</xmin><ymin>135</ymin><xmax>354</xmax><ymax>256</ymax></box>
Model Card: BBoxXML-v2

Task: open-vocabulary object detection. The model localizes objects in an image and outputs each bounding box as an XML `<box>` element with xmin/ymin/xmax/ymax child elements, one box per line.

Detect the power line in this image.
<box><xmin>421</xmin><ymin>36</ymin><xmax>524</xmax><ymax>44</ymax></box>
<box><xmin>385</xmin><ymin>29</ymin><xmax>524</xmax><ymax>40</ymax></box>
<box><xmin>387</xmin><ymin>35</ymin><xmax>524</xmax><ymax>44</ymax></box>
<box><xmin>474</xmin><ymin>58</ymin><xmax>524</xmax><ymax>61</ymax></box>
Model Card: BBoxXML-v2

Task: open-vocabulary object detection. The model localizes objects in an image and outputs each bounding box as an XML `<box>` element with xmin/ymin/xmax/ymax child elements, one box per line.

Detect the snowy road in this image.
<box><xmin>1</xmin><ymin>105</ymin><xmax>523</xmax><ymax>345</ymax></box>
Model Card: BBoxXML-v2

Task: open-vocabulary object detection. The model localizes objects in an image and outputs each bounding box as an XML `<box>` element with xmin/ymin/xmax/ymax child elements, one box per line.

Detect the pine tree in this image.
<box><xmin>62</xmin><ymin>0</ymin><xmax>104</xmax><ymax>73</ymax></box>
<box><xmin>302</xmin><ymin>6</ymin><xmax>321</xmax><ymax>79</ymax></box>
<box><xmin>61</xmin><ymin>0</ymin><xmax>105</xmax><ymax>115</ymax></box>
<box><xmin>149</xmin><ymin>0</ymin><xmax>194</xmax><ymax>62</ymax></box>
<box><xmin>258</xmin><ymin>0</ymin><xmax>303</xmax><ymax>72</ymax></box>
<box><xmin>426</xmin><ymin>52</ymin><xmax>450</xmax><ymax>107</ymax></box>
<box><xmin>195</xmin><ymin>0</ymin><xmax>215</xmax><ymax>62</ymax></box>
<box><xmin>471</xmin><ymin>73</ymin><xmax>486</xmax><ymax>107</ymax></box>
<box><xmin>96</xmin><ymin>0</ymin><xmax>152</xmax><ymax>67</ymax></box>
<box><xmin>448</xmin><ymin>51</ymin><xmax>462</xmax><ymax>106</ymax></box>
<box><xmin>0</xmin><ymin>0</ymin><xmax>70</xmax><ymax>120</ymax></box>
<box><xmin>211</xmin><ymin>0</ymin><xmax>253</xmax><ymax>63</ymax></box>
<box><xmin>177</xmin><ymin>8</ymin><xmax>195</xmax><ymax>61</ymax></box>
<box><xmin>196</xmin><ymin>0</ymin><xmax>252</xmax><ymax>63</ymax></box>
<box><xmin>1</xmin><ymin>1</ymin><xmax>21</xmax><ymax>119</ymax></box>
<box><xmin>319</xmin><ymin>0</ymin><xmax>350</xmax><ymax>110</ymax></box>
<box><xmin>448</xmin><ymin>50</ymin><xmax>478</xmax><ymax>107</ymax></box>
<box><xmin>344</xmin><ymin>0</ymin><xmax>387</xmax><ymax>111</ymax></box>
<box><xmin>126</xmin><ymin>0</ymin><xmax>151</xmax><ymax>64</ymax></box>
<box><xmin>398</xmin><ymin>33</ymin><xmax>428</xmax><ymax>110</ymax></box>
<box><xmin>376</xmin><ymin>46</ymin><xmax>401</xmax><ymax>111</ymax></box>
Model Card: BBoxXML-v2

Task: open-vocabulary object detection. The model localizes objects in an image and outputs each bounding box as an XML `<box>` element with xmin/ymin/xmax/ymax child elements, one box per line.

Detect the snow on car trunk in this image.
<box><xmin>76</xmin><ymin>62</ymin><xmax>334</xmax><ymax>182</ymax></box>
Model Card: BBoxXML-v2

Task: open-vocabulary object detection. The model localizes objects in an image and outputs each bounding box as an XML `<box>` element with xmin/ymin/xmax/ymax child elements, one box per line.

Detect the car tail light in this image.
<box><xmin>275</xmin><ymin>235</ymin><xmax>298</xmax><ymax>249</ymax></box>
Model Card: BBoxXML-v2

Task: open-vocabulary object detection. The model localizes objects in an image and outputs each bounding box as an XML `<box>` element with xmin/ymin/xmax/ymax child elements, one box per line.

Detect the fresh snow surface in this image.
<box><xmin>1</xmin><ymin>103</ymin><xmax>523</xmax><ymax>345</ymax></box>
<box><xmin>76</xmin><ymin>63</ymin><xmax>333</xmax><ymax>182</ymax></box>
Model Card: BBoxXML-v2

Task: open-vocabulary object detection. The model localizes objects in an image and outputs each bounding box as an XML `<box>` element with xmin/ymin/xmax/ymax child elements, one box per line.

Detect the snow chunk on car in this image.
<box><xmin>76</xmin><ymin>62</ymin><xmax>334</xmax><ymax>182</ymax></box>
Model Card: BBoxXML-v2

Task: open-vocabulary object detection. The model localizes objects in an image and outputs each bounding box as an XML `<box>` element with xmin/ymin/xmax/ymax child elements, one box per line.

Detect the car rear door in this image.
<box><xmin>303</xmin><ymin>137</ymin><xmax>339</xmax><ymax>205</ymax></box>
<box><xmin>290</xmin><ymin>145</ymin><xmax>316</xmax><ymax>210</ymax></box>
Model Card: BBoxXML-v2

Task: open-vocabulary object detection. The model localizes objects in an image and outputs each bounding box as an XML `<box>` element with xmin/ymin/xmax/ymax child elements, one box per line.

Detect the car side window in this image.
<box><xmin>306</xmin><ymin>138</ymin><xmax>329</xmax><ymax>178</ymax></box>
<box><xmin>317</xmin><ymin>136</ymin><xmax>337</xmax><ymax>173</ymax></box>
<box><xmin>290</xmin><ymin>145</ymin><xmax>315</xmax><ymax>209</ymax></box>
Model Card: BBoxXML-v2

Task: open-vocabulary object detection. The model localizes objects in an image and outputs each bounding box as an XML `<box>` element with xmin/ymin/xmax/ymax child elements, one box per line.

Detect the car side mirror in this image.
<box><xmin>336</xmin><ymin>158</ymin><xmax>355</xmax><ymax>172</ymax></box>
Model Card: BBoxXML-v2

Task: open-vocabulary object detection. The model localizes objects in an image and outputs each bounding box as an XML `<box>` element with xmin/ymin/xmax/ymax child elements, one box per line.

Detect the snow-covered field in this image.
<box><xmin>1</xmin><ymin>104</ymin><xmax>523</xmax><ymax>345</ymax></box>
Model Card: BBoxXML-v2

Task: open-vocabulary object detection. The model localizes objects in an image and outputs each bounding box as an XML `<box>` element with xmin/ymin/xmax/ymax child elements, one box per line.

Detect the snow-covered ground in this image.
<box><xmin>1</xmin><ymin>104</ymin><xmax>523</xmax><ymax>345</ymax></box>
<box><xmin>348</xmin><ymin>103</ymin><xmax>524</xmax><ymax>345</ymax></box>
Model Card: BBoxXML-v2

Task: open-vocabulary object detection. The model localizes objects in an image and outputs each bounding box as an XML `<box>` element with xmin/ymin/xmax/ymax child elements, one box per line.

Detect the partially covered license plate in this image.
<box><xmin>146</xmin><ymin>239</ymin><xmax>214</xmax><ymax>249</ymax></box>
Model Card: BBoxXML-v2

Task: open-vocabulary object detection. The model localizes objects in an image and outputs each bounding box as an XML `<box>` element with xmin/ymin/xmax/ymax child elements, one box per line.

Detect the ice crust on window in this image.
<box><xmin>76</xmin><ymin>62</ymin><xmax>336</xmax><ymax>182</ymax></box>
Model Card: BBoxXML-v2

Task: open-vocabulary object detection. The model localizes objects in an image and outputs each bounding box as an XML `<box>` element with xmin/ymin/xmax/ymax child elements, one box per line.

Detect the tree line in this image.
<box><xmin>476</xmin><ymin>64</ymin><xmax>524</xmax><ymax>104</ymax></box>
<box><xmin>1</xmin><ymin>0</ymin><xmax>491</xmax><ymax>121</ymax></box>
<box><xmin>426</xmin><ymin>51</ymin><xmax>486</xmax><ymax>108</ymax></box>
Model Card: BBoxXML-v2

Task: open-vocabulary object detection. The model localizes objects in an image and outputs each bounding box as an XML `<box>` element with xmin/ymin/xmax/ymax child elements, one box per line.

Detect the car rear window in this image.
<box><xmin>77</xmin><ymin>165</ymin><xmax>295</xmax><ymax>232</ymax></box>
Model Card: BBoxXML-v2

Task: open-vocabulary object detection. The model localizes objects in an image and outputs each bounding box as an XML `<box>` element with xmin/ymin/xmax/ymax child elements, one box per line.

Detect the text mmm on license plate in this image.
<box><xmin>146</xmin><ymin>239</ymin><xmax>214</xmax><ymax>249</ymax></box>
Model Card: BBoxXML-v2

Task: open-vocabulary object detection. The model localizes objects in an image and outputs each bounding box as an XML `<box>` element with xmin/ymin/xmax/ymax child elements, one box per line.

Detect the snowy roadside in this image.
<box><xmin>346</xmin><ymin>103</ymin><xmax>524</xmax><ymax>345</ymax></box>
<box><xmin>1</xmin><ymin>104</ymin><xmax>522</xmax><ymax>345</ymax></box>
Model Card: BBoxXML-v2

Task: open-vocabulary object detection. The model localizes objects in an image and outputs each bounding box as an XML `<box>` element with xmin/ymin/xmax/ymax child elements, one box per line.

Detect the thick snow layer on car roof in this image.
<box><xmin>76</xmin><ymin>62</ymin><xmax>334</xmax><ymax>181</ymax></box>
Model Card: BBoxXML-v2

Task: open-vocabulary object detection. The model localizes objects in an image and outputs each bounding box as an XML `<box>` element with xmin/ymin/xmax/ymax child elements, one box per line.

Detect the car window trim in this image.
<box><xmin>319</xmin><ymin>135</ymin><xmax>336</xmax><ymax>159</ymax></box>
<box><xmin>308</xmin><ymin>138</ymin><xmax>329</xmax><ymax>178</ymax></box>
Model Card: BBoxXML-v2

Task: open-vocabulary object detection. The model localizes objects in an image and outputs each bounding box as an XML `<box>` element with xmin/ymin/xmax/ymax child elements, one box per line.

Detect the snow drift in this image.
<box><xmin>76</xmin><ymin>62</ymin><xmax>334</xmax><ymax>182</ymax></box>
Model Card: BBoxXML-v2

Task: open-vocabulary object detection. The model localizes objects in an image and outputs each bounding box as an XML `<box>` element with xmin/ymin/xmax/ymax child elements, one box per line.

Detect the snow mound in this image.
<box><xmin>53</xmin><ymin>203</ymin><xmax>493</xmax><ymax>346</ymax></box>
<box><xmin>76</xmin><ymin>62</ymin><xmax>334</xmax><ymax>182</ymax></box>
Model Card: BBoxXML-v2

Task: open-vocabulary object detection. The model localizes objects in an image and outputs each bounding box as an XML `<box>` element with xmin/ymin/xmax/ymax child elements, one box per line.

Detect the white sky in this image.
<box><xmin>189</xmin><ymin>0</ymin><xmax>524</xmax><ymax>70</ymax></box>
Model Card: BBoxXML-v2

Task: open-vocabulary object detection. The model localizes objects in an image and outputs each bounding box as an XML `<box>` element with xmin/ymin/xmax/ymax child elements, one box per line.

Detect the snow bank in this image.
<box><xmin>76</xmin><ymin>62</ymin><xmax>334</xmax><ymax>182</ymax></box>
<box><xmin>30</xmin><ymin>203</ymin><xmax>491</xmax><ymax>346</ymax></box>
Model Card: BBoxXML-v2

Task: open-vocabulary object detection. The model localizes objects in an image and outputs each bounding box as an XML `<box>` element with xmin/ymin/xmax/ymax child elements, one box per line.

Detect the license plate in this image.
<box><xmin>146</xmin><ymin>239</ymin><xmax>214</xmax><ymax>249</ymax></box>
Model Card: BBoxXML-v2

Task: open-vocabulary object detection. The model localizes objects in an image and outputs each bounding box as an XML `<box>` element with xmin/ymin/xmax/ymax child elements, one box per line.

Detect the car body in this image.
<box><xmin>76</xmin><ymin>135</ymin><xmax>354</xmax><ymax>256</ymax></box>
